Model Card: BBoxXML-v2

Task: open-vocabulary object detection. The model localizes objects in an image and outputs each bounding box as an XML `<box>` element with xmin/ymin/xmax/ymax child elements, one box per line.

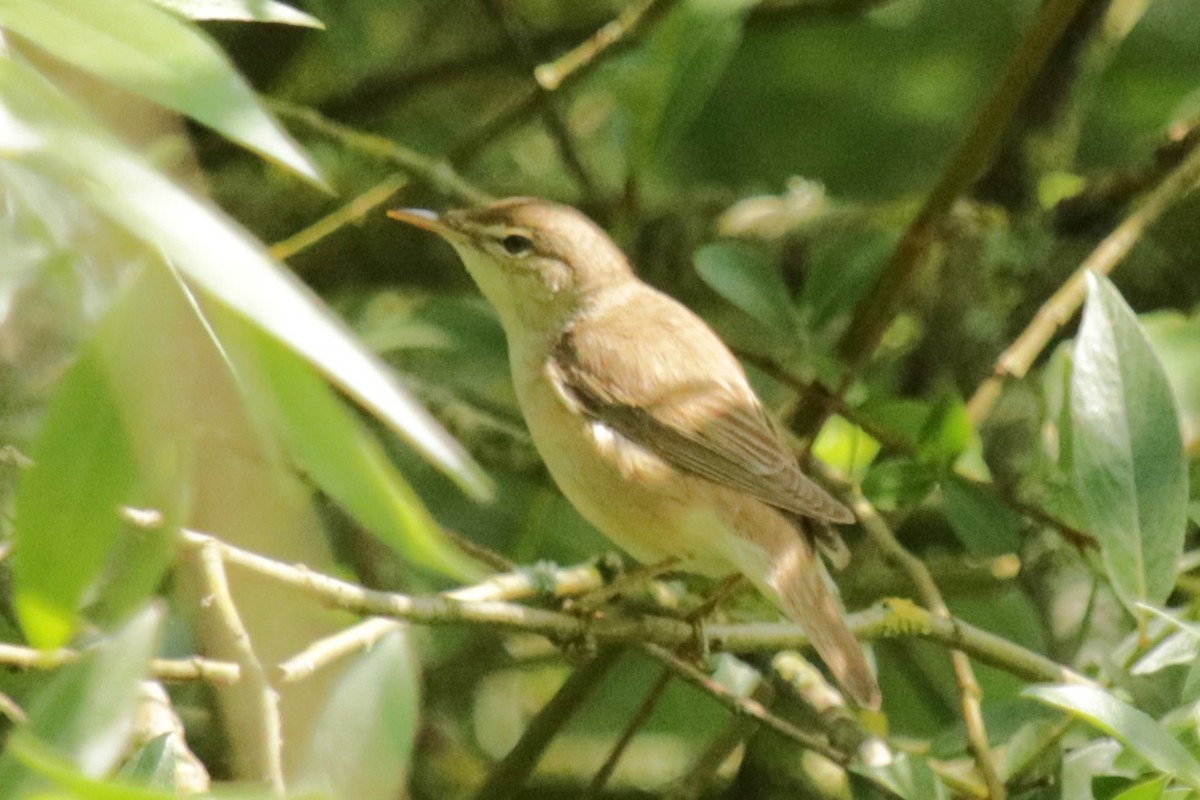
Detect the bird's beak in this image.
<box><xmin>387</xmin><ymin>208</ymin><xmax>452</xmax><ymax>237</ymax></box>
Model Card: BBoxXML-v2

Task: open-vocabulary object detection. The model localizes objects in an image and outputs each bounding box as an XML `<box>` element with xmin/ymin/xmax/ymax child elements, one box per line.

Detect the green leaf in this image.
<box><xmin>0</xmin><ymin>57</ymin><xmax>491</xmax><ymax>501</ymax></box>
<box><xmin>694</xmin><ymin>242</ymin><xmax>799</xmax><ymax>334</ymax></box>
<box><xmin>1026</xmin><ymin>685</ymin><xmax>1200</xmax><ymax>790</ymax></box>
<box><xmin>628</xmin><ymin>0</ymin><xmax>754</xmax><ymax>169</ymax></box>
<box><xmin>942</xmin><ymin>476</ymin><xmax>1021</xmax><ymax>556</ymax></box>
<box><xmin>812</xmin><ymin>414</ymin><xmax>880</xmax><ymax>482</ymax></box>
<box><xmin>0</xmin><ymin>607</ymin><xmax>163</xmax><ymax>796</ymax></box>
<box><xmin>1070</xmin><ymin>274</ymin><xmax>1188</xmax><ymax>615</ymax></box>
<box><xmin>117</xmin><ymin>735</ymin><xmax>176</xmax><ymax>791</ymax></box>
<box><xmin>1112</xmin><ymin>774</ymin><xmax>1170</xmax><ymax>800</ymax></box>
<box><xmin>147</xmin><ymin>0</ymin><xmax>323</xmax><ymax>27</ymax></box>
<box><xmin>851</xmin><ymin>753</ymin><xmax>951</xmax><ymax>800</ymax></box>
<box><xmin>1141</xmin><ymin>311</ymin><xmax>1200</xmax><ymax>452</ymax></box>
<box><xmin>12</xmin><ymin>347</ymin><xmax>138</xmax><ymax>648</ymax></box>
<box><xmin>0</xmin><ymin>0</ymin><xmax>322</xmax><ymax>183</ymax></box>
<box><xmin>862</xmin><ymin>458</ymin><xmax>938</xmax><ymax>511</ymax></box>
<box><xmin>232</xmin><ymin>319</ymin><xmax>484</xmax><ymax>581</ymax></box>
<box><xmin>297</xmin><ymin>627</ymin><xmax>418</xmax><ymax>800</ymax></box>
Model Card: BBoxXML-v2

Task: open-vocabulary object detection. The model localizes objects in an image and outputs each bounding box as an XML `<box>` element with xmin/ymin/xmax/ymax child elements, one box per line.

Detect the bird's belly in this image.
<box><xmin>515</xmin><ymin>370</ymin><xmax>730</xmax><ymax>575</ymax></box>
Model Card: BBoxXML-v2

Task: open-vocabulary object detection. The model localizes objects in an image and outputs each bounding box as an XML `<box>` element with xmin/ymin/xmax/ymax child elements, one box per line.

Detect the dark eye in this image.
<box><xmin>501</xmin><ymin>234</ymin><xmax>534</xmax><ymax>256</ymax></box>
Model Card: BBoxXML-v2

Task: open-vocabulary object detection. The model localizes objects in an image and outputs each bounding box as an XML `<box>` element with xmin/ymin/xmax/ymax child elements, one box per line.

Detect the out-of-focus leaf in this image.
<box><xmin>694</xmin><ymin>242</ymin><xmax>799</xmax><ymax>334</ymax></box>
<box><xmin>862</xmin><ymin>458</ymin><xmax>937</xmax><ymax>511</ymax></box>
<box><xmin>803</xmin><ymin>228</ymin><xmax>894</xmax><ymax>329</ymax></box>
<box><xmin>917</xmin><ymin>395</ymin><xmax>975</xmax><ymax>468</ymax></box>
<box><xmin>812</xmin><ymin>414</ymin><xmax>880</xmax><ymax>482</ymax></box>
<box><xmin>628</xmin><ymin>0</ymin><xmax>755</xmax><ymax>169</ymax></box>
<box><xmin>1026</xmin><ymin>685</ymin><xmax>1200</xmax><ymax>790</ymax></box>
<box><xmin>0</xmin><ymin>57</ymin><xmax>492</xmax><ymax>501</ymax></box>
<box><xmin>1112</xmin><ymin>774</ymin><xmax>1170</xmax><ymax>800</ymax></box>
<box><xmin>12</xmin><ymin>347</ymin><xmax>137</xmax><ymax>648</ymax></box>
<box><xmin>1070</xmin><ymin>274</ymin><xmax>1187</xmax><ymax>615</ymax></box>
<box><xmin>851</xmin><ymin>753</ymin><xmax>951</xmax><ymax>800</ymax></box>
<box><xmin>1141</xmin><ymin>311</ymin><xmax>1200</xmax><ymax>451</ymax></box>
<box><xmin>1135</xmin><ymin>606</ymin><xmax>1200</xmax><ymax>699</ymax></box>
<box><xmin>0</xmin><ymin>607</ymin><xmax>162</xmax><ymax>795</ymax></box>
<box><xmin>298</xmin><ymin>627</ymin><xmax>418</xmax><ymax>800</ymax></box>
<box><xmin>147</xmin><ymin>0</ymin><xmax>323</xmax><ymax>27</ymax></box>
<box><xmin>232</xmin><ymin>319</ymin><xmax>484</xmax><ymax>581</ymax></box>
<box><xmin>0</xmin><ymin>0</ymin><xmax>322</xmax><ymax>183</ymax></box>
<box><xmin>1130</xmin><ymin>630</ymin><xmax>1197</xmax><ymax>676</ymax></box>
<box><xmin>942</xmin><ymin>476</ymin><xmax>1021</xmax><ymax>556</ymax></box>
<box><xmin>118</xmin><ymin>735</ymin><xmax>176</xmax><ymax>790</ymax></box>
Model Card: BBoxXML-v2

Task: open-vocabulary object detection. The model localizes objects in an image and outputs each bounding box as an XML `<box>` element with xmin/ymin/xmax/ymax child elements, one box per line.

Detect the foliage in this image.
<box><xmin>0</xmin><ymin>0</ymin><xmax>1199</xmax><ymax>798</ymax></box>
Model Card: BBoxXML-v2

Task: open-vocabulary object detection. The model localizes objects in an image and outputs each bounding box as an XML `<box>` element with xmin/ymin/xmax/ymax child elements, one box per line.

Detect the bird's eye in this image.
<box><xmin>501</xmin><ymin>234</ymin><xmax>535</xmax><ymax>256</ymax></box>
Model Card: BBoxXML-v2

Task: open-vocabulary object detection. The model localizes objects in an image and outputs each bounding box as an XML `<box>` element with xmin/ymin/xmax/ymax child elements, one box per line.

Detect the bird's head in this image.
<box><xmin>389</xmin><ymin>197</ymin><xmax>633</xmax><ymax>336</ymax></box>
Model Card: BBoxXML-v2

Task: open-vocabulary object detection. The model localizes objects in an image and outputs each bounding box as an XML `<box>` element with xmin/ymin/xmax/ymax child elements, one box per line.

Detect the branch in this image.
<box><xmin>0</xmin><ymin>643</ymin><xmax>240</xmax><ymax>684</ymax></box>
<box><xmin>967</xmin><ymin>127</ymin><xmax>1200</xmax><ymax>424</ymax></box>
<box><xmin>270</xmin><ymin>173</ymin><xmax>408</xmax><ymax>262</ymax></box>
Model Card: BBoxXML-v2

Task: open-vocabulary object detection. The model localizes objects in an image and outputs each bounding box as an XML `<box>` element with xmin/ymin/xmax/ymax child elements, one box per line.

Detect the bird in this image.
<box><xmin>388</xmin><ymin>197</ymin><xmax>880</xmax><ymax>708</ymax></box>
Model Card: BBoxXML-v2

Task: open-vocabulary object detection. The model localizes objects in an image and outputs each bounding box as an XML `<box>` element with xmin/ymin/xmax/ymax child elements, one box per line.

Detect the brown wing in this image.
<box><xmin>550</xmin><ymin>286</ymin><xmax>853</xmax><ymax>524</ymax></box>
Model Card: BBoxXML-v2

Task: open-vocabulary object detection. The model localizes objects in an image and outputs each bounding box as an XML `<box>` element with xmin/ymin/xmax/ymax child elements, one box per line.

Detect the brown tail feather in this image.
<box><xmin>738</xmin><ymin>527</ymin><xmax>880</xmax><ymax>709</ymax></box>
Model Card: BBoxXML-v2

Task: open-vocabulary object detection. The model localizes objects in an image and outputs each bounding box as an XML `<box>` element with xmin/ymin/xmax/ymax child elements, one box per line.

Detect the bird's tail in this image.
<box><xmin>731</xmin><ymin>524</ymin><xmax>881</xmax><ymax>709</ymax></box>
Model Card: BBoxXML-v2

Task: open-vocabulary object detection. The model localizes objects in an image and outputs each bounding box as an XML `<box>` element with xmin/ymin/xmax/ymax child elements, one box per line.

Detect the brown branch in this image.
<box><xmin>967</xmin><ymin>129</ymin><xmax>1200</xmax><ymax>424</ymax></box>
<box><xmin>829</xmin><ymin>0</ymin><xmax>1094</xmax><ymax>403</ymax></box>
<box><xmin>270</xmin><ymin>173</ymin><xmax>409</xmax><ymax>262</ymax></box>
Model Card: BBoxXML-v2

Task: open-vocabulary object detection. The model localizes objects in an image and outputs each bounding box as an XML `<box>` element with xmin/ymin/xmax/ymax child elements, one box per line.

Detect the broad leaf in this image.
<box><xmin>694</xmin><ymin>242</ymin><xmax>799</xmax><ymax>334</ymax></box>
<box><xmin>0</xmin><ymin>608</ymin><xmax>163</xmax><ymax>795</ymax></box>
<box><xmin>1026</xmin><ymin>685</ymin><xmax>1200</xmax><ymax>790</ymax></box>
<box><xmin>0</xmin><ymin>0</ymin><xmax>321</xmax><ymax>182</ymax></box>
<box><xmin>12</xmin><ymin>346</ymin><xmax>137</xmax><ymax>648</ymax></box>
<box><xmin>1070</xmin><ymin>274</ymin><xmax>1187</xmax><ymax>615</ymax></box>
<box><xmin>942</xmin><ymin>476</ymin><xmax>1021</xmax><ymax>556</ymax></box>
<box><xmin>0</xmin><ymin>57</ymin><xmax>492</xmax><ymax>501</ymax></box>
<box><xmin>851</xmin><ymin>753</ymin><xmax>951</xmax><ymax>800</ymax></box>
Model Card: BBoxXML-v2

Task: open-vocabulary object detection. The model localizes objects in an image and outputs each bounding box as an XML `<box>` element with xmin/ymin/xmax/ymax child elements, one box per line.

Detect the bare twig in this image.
<box><xmin>475</xmin><ymin>649</ymin><xmax>624</xmax><ymax>800</ymax></box>
<box><xmin>828</xmin><ymin>0</ymin><xmax>1093</xmax><ymax>406</ymax></box>
<box><xmin>850</xmin><ymin>493</ymin><xmax>1006</xmax><ymax>800</ymax></box>
<box><xmin>967</xmin><ymin>129</ymin><xmax>1200</xmax><ymax>424</ymax></box>
<box><xmin>271</xmin><ymin>173</ymin><xmax>409</xmax><ymax>262</ymax></box>
<box><xmin>643</xmin><ymin>644</ymin><xmax>845</xmax><ymax>763</ymax></box>
<box><xmin>585</xmin><ymin>667</ymin><xmax>673</xmax><ymax>795</ymax></box>
<box><xmin>0</xmin><ymin>643</ymin><xmax>240</xmax><ymax>684</ymax></box>
<box><xmin>192</xmin><ymin>539</ymin><xmax>285</xmax><ymax>792</ymax></box>
<box><xmin>269</xmin><ymin>100</ymin><xmax>493</xmax><ymax>206</ymax></box>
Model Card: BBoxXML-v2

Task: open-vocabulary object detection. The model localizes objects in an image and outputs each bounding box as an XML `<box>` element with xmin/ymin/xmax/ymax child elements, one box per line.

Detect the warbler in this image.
<box><xmin>389</xmin><ymin>198</ymin><xmax>880</xmax><ymax>708</ymax></box>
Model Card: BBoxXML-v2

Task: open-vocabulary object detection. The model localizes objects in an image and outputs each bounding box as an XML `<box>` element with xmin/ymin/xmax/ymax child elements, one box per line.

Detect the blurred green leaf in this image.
<box><xmin>812</xmin><ymin>414</ymin><xmax>880</xmax><ymax>482</ymax></box>
<box><xmin>917</xmin><ymin>395</ymin><xmax>975</xmax><ymax>469</ymax></box>
<box><xmin>851</xmin><ymin>752</ymin><xmax>951</xmax><ymax>799</ymax></box>
<box><xmin>147</xmin><ymin>0</ymin><xmax>323</xmax><ymax>27</ymax></box>
<box><xmin>117</xmin><ymin>735</ymin><xmax>176</xmax><ymax>791</ymax></box>
<box><xmin>1070</xmin><ymin>274</ymin><xmax>1188</xmax><ymax>615</ymax></box>
<box><xmin>0</xmin><ymin>607</ymin><xmax>162</xmax><ymax>796</ymax></box>
<box><xmin>0</xmin><ymin>0</ymin><xmax>322</xmax><ymax>183</ymax></box>
<box><xmin>1112</xmin><ymin>775</ymin><xmax>1170</xmax><ymax>800</ymax></box>
<box><xmin>232</xmin><ymin>319</ymin><xmax>484</xmax><ymax>581</ymax></box>
<box><xmin>629</xmin><ymin>0</ymin><xmax>754</xmax><ymax>170</ymax></box>
<box><xmin>862</xmin><ymin>458</ymin><xmax>938</xmax><ymax>511</ymax></box>
<box><xmin>694</xmin><ymin>241</ymin><xmax>799</xmax><ymax>334</ymax></box>
<box><xmin>298</xmin><ymin>627</ymin><xmax>418</xmax><ymax>800</ymax></box>
<box><xmin>1141</xmin><ymin>311</ymin><xmax>1200</xmax><ymax>452</ymax></box>
<box><xmin>0</xmin><ymin>56</ymin><xmax>492</xmax><ymax>501</ymax></box>
<box><xmin>12</xmin><ymin>346</ymin><xmax>137</xmax><ymax>648</ymax></box>
<box><xmin>941</xmin><ymin>476</ymin><xmax>1021</xmax><ymax>556</ymax></box>
<box><xmin>1026</xmin><ymin>685</ymin><xmax>1200</xmax><ymax>790</ymax></box>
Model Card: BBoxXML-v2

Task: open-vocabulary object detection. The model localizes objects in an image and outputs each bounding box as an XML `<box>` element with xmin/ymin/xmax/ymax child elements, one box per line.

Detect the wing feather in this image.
<box><xmin>551</xmin><ymin>287</ymin><xmax>853</xmax><ymax>524</ymax></box>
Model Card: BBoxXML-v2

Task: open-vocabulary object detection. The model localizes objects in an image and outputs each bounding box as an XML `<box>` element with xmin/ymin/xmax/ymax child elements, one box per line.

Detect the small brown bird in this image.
<box><xmin>389</xmin><ymin>198</ymin><xmax>880</xmax><ymax>708</ymax></box>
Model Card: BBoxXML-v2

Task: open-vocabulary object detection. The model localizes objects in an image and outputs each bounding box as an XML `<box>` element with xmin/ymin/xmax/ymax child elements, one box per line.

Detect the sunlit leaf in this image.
<box><xmin>812</xmin><ymin>414</ymin><xmax>880</xmax><ymax>482</ymax></box>
<box><xmin>1112</xmin><ymin>775</ymin><xmax>1170</xmax><ymax>800</ymax></box>
<box><xmin>0</xmin><ymin>57</ymin><xmax>492</xmax><ymax>501</ymax></box>
<box><xmin>0</xmin><ymin>0</ymin><xmax>322</xmax><ymax>183</ymax></box>
<box><xmin>1026</xmin><ymin>685</ymin><xmax>1200</xmax><ymax>790</ymax></box>
<box><xmin>12</xmin><ymin>347</ymin><xmax>137</xmax><ymax>648</ymax></box>
<box><xmin>1070</xmin><ymin>274</ymin><xmax>1187</xmax><ymax>615</ymax></box>
<box><xmin>0</xmin><ymin>608</ymin><xmax>163</xmax><ymax>795</ymax></box>
<box><xmin>230</xmin><ymin>318</ymin><xmax>484</xmax><ymax>580</ymax></box>
<box><xmin>147</xmin><ymin>0</ymin><xmax>323</xmax><ymax>27</ymax></box>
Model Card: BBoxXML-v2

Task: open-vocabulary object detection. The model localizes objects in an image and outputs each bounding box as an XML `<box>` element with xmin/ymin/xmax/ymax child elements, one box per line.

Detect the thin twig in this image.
<box><xmin>643</xmin><ymin>644</ymin><xmax>845</xmax><ymax>764</ymax></box>
<box><xmin>585</xmin><ymin>667</ymin><xmax>673</xmax><ymax>795</ymax></box>
<box><xmin>828</xmin><ymin>0</ymin><xmax>1093</xmax><ymax>407</ymax></box>
<box><xmin>451</xmin><ymin>0</ymin><xmax>678</xmax><ymax>164</ymax></box>
<box><xmin>0</xmin><ymin>643</ymin><xmax>241</xmax><ymax>684</ymax></box>
<box><xmin>475</xmin><ymin>648</ymin><xmax>624</xmax><ymax>800</ymax></box>
<box><xmin>481</xmin><ymin>0</ymin><xmax>598</xmax><ymax>196</ymax></box>
<box><xmin>193</xmin><ymin>540</ymin><xmax>285</xmax><ymax>792</ymax></box>
<box><xmin>179</xmin><ymin>529</ymin><xmax>1087</xmax><ymax>687</ymax></box>
<box><xmin>967</xmin><ymin>131</ymin><xmax>1200</xmax><ymax>424</ymax></box>
<box><xmin>850</xmin><ymin>492</ymin><xmax>1006</xmax><ymax>800</ymax></box>
<box><xmin>271</xmin><ymin>173</ymin><xmax>409</xmax><ymax>262</ymax></box>
<box><xmin>270</xmin><ymin>100</ymin><xmax>494</xmax><ymax>206</ymax></box>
